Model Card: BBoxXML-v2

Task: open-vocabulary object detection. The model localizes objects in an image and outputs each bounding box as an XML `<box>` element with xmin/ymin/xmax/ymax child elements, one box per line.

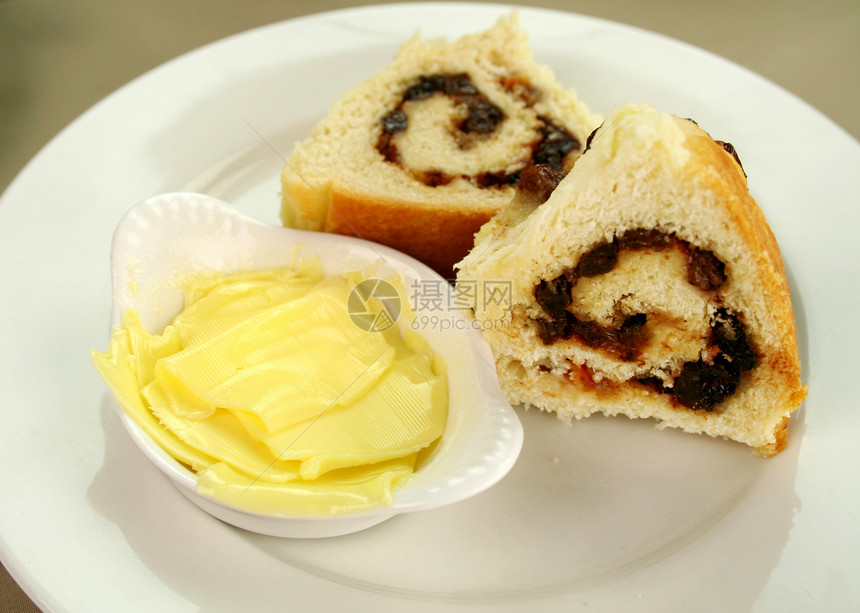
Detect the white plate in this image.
<box><xmin>1</xmin><ymin>3</ymin><xmax>858</xmax><ymax>611</ymax></box>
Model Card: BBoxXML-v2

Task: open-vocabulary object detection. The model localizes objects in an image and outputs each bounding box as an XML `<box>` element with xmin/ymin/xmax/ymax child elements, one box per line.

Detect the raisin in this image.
<box><xmin>381</xmin><ymin>109</ymin><xmax>408</xmax><ymax>134</ymax></box>
<box><xmin>578</xmin><ymin>241</ymin><xmax>618</xmax><ymax>277</ymax></box>
<box><xmin>535</xmin><ymin>315</ymin><xmax>570</xmax><ymax>344</ymax></box>
<box><xmin>403</xmin><ymin>75</ymin><xmax>443</xmax><ymax>100</ymax></box>
<box><xmin>686</xmin><ymin>246</ymin><xmax>726</xmax><ymax>291</ymax></box>
<box><xmin>443</xmin><ymin>73</ymin><xmax>478</xmax><ymax>96</ymax></box>
<box><xmin>414</xmin><ymin>169</ymin><xmax>454</xmax><ymax>187</ymax></box>
<box><xmin>460</xmin><ymin>98</ymin><xmax>504</xmax><ymax>134</ymax></box>
<box><xmin>475</xmin><ymin>169</ymin><xmax>519</xmax><ymax>188</ymax></box>
<box><xmin>534</xmin><ymin>275</ymin><xmax>572</xmax><ymax>316</ymax></box>
<box><xmin>534</xmin><ymin>117</ymin><xmax>580</xmax><ymax>172</ymax></box>
<box><xmin>672</xmin><ymin>359</ymin><xmax>739</xmax><ymax>410</ymax></box>
<box><xmin>709</xmin><ymin>309</ymin><xmax>757</xmax><ymax>373</ymax></box>
<box><xmin>516</xmin><ymin>164</ymin><xmax>562</xmax><ymax>204</ymax></box>
<box><xmin>620</xmin><ymin>312</ymin><xmax>648</xmax><ymax>335</ymax></box>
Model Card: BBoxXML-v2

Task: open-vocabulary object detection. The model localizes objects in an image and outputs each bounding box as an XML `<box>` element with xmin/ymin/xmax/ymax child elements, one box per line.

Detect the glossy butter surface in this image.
<box><xmin>92</xmin><ymin>263</ymin><xmax>448</xmax><ymax>516</ymax></box>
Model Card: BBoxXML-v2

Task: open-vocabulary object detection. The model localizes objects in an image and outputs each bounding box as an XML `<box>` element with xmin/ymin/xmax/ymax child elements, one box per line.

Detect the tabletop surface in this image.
<box><xmin>1</xmin><ymin>0</ymin><xmax>857</xmax><ymax>611</ymax></box>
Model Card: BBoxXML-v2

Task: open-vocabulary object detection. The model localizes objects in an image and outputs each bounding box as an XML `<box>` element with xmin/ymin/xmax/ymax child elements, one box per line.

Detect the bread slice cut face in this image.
<box><xmin>456</xmin><ymin>103</ymin><xmax>807</xmax><ymax>456</ymax></box>
<box><xmin>279</xmin><ymin>13</ymin><xmax>601</xmax><ymax>275</ymax></box>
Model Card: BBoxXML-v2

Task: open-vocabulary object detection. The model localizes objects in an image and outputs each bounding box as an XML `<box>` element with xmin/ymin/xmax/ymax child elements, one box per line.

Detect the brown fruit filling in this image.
<box><xmin>533</xmin><ymin>229</ymin><xmax>756</xmax><ymax>410</ymax></box>
<box><xmin>376</xmin><ymin>72</ymin><xmax>580</xmax><ymax>189</ymax></box>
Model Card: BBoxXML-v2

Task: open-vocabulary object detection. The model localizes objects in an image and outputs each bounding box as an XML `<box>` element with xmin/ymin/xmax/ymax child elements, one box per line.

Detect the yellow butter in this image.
<box><xmin>92</xmin><ymin>264</ymin><xmax>448</xmax><ymax>516</ymax></box>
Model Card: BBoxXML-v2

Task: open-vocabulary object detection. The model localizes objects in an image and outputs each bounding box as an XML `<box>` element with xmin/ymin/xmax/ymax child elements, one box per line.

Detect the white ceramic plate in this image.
<box><xmin>1</xmin><ymin>3</ymin><xmax>858</xmax><ymax>611</ymax></box>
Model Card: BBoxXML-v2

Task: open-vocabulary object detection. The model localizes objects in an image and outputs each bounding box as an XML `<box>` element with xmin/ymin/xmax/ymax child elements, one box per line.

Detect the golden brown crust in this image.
<box><xmin>691</xmin><ymin>129</ymin><xmax>805</xmax><ymax>398</ymax></box>
<box><xmin>758</xmin><ymin>416</ymin><xmax>790</xmax><ymax>457</ymax></box>
<box><xmin>325</xmin><ymin>189</ymin><xmax>497</xmax><ymax>276</ymax></box>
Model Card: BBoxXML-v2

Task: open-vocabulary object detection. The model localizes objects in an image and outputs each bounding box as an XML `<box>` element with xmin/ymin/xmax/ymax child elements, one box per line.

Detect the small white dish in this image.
<box><xmin>106</xmin><ymin>192</ymin><xmax>523</xmax><ymax>538</ymax></box>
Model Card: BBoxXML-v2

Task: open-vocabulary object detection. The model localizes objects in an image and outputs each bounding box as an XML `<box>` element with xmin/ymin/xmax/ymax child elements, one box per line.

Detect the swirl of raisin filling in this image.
<box><xmin>376</xmin><ymin>72</ymin><xmax>580</xmax><ymax>188</ymax></box>
<box><xmin>533</xmin><ymin>229</ymin><xmax>757</xmax><ymax>411</ymax></box>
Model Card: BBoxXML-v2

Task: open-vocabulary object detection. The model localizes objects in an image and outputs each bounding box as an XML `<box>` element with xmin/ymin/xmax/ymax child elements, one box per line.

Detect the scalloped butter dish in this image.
<box><xmin>93</xmin><ymin>193</ymin><xmax>523</xmax><ymax>538</ymax></box>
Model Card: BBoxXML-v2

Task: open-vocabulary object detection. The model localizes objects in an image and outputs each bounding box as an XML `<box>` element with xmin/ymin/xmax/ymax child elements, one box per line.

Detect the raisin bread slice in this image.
<box><xmin>279</xmin><ymin>13</ymin><xmax>601</xmax><ymax>276</ymax></box>
<box><xmin>456</xmin><ymin>103</ymin><xmax>807</xmax><ymax>456</ymax></box>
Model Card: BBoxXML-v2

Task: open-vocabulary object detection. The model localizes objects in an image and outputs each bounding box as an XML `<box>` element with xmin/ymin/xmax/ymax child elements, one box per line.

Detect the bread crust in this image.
<box><xmin>326</xmin><ymin>188</ymin><xmax>498</xmax><ymax>276</ymax></box>
<box><xmin>684</xmin><ymin>123</ymin><xmax>804</xmax><ymax>400</ymax></box>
